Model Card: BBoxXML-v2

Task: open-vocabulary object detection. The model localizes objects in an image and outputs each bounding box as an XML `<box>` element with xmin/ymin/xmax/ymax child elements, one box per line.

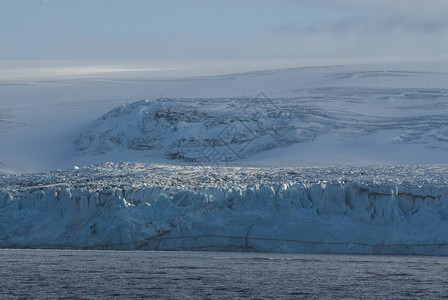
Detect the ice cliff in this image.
<box><xmin>1</xmin><ymin>163</ymin><xmax>448</xmax><ymax>255</ymax></box>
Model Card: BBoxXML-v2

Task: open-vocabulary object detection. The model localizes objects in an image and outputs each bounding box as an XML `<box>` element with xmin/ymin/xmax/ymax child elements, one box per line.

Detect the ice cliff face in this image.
<box><xmin>1</xmin><ymin>163</ymin><xmax>448</xmax><ymax>255</ymax></box>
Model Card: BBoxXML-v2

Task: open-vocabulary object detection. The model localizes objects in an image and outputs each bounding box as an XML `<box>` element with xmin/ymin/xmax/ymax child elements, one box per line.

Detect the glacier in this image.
<box><xmin>2</xmin><ymin>62</ymin><xmax>448</xmax><ymax>255</ymax></box>
<box><xmin>2</xmin><ymin>162</ymin><xmax>448</xmax><ymax>255</ymax></box>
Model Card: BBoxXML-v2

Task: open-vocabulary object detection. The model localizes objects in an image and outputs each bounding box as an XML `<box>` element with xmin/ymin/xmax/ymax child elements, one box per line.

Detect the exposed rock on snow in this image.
<box><xmin>1</xmin><ymin>163</ymin><xmax>448</xmax><ymax>255</ymax></box>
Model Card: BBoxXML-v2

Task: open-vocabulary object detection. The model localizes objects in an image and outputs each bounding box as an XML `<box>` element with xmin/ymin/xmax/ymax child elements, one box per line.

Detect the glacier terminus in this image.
<box><xmin>2</xmin><ymin>163</ymin><xmax>448</xmax><ymax>255</ymax></box>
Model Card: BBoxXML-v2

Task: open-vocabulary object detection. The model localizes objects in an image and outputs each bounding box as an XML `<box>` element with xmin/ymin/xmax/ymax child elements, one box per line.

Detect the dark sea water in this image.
<box><xmin>1</xmin><ymin>249</ymin><xmax>448</xmax><ymax>299</ymax></box>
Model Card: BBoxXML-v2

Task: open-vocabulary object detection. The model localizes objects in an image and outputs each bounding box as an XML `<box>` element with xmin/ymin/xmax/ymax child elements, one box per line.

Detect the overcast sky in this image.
<box><xmin>1</xmin><ymin>0</ymin><xmax>448</xmax><ymax>61</ymax></box>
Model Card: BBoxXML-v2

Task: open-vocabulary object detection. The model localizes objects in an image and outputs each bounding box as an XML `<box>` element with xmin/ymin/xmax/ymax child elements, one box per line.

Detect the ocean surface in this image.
<box><xmin>1</xmin><ymin>249</ymin><xmax>447</xmax><ymax>299</ymax></box>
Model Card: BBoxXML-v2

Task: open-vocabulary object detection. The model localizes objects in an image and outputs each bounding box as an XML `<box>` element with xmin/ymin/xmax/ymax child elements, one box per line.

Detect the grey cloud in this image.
<box><xmin>278</xmin><ymin>0</ymin><xmax>448</xmax><ymax>35</ymax></box>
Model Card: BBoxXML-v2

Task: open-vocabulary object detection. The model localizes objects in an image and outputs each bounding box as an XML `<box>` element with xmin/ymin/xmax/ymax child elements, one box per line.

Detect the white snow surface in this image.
<box><xmin>1</xmin><ymin>59</ymin><xmax>448</xmax><ymax>172</ymax></box>
<box><xmin>1</xmin><ymin>162</ymin><xmax>448</xmax><ymax>255</ymax></box>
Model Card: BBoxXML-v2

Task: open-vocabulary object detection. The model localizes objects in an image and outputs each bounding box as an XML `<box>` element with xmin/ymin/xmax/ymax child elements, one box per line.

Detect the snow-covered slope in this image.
<box><xmin>74</xmin><ymin>87</ymin><xmax>448</xmax><ymax>164</ymax></box>
<box><xmin>2</xmin><ymin>163</ymin><xmax>448</xmax><ymax>255</ymax></box>
<box><xmin>1</xmin><ymin>60</ymin><xmax>448</xmax><ymax>173</ymax></box>
<box><xmin>74</xmin><ymin>97</ymin><xmax>303</xmax><ymax>162</ymax></box>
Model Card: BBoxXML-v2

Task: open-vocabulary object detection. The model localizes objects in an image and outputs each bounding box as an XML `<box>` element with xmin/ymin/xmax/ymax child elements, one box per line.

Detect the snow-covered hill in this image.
<box><xmin>2</xmin><ymin>163</ymin><xmax>448</xmax><ymax>255</ymax></box>
<box><xmin>74</xmin><ymin>97</ymin><xmax>304</xmax><ymax>162</ymax></box>
<box><xmin>74</xmin><ymin>87</ymin><xmax>448</xmax><ymax>164</ymax></box>
<box><xmin>1</xmin><ymin>60</ymin><xmax>448</xmax><ymax>173</ymax></box>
